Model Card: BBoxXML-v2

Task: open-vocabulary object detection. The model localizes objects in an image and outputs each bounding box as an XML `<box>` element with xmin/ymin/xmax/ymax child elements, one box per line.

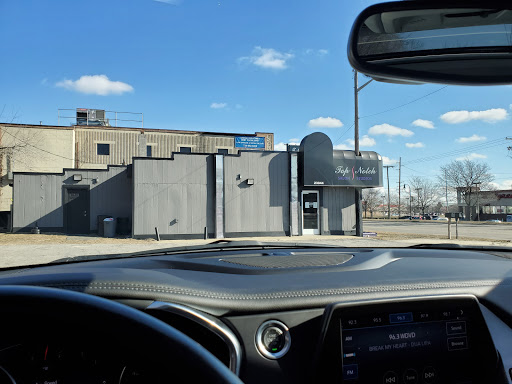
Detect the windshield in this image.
<box><xmin>1</xmin><ymin>0</ymin><xmax>511</xmax><ymax>268</ymax></box>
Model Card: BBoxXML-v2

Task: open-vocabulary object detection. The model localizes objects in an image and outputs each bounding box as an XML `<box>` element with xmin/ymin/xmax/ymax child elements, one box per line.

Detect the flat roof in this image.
<box><xmin>0</xmin><ymin>122</ymin><xmax>272</xmax><ymax>137</ymax></box>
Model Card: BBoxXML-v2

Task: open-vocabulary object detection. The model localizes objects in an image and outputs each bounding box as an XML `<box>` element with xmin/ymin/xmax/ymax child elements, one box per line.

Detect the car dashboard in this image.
<box><xmin>0</xmin><ymin>247</ymin><xmax>511</xmax><ymax>383</ymax></box>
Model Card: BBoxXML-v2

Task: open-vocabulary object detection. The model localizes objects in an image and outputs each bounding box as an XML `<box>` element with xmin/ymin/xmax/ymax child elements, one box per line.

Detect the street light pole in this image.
<box><xmin>404</xmin><ymin>184</ymin><xmax>412</xmax><ymax>217</ymax></box>
<box><xmin>383</xmin><ymin>165</ymin><xmax>394</xmax><ymax>219</ymax></box>
<box><xmin>354</xmin><ymin>70</ymin><xmax>374</xmax><ymax>236</ymax></box>
<box><xmin>472</xmin><ymin>182</ymin><xmax>481</xmax><ymax>221</ymax></box>
<box><xmin>416</xmin><ymin>188</ymin><xmax>423</xmax><ymax>216</ymax></box>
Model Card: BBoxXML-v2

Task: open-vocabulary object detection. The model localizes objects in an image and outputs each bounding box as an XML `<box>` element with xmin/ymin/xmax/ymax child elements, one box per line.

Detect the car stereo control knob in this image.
<box><xmin>256</xmin><ymin>320</ymin><xmax>291</xmax><ymax>359</ymax></box>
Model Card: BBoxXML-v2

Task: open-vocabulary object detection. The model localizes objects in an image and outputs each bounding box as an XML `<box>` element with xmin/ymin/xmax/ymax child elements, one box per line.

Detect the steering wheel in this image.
<box><xmin>0</xmin><ymin>285</ymin><xmax>243</xmax><ymax>384</ymax></box>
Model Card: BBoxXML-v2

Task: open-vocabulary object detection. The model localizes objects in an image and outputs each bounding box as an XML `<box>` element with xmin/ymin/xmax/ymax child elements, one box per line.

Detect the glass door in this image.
<box><xmin>301</xmin><ymin>191</ymin><xmax>319</xmax><ymax>235</ymax></box>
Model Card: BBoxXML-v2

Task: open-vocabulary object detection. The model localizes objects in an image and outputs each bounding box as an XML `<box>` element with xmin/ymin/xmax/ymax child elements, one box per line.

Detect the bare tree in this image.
<box><xmin>362</xmin><ymin>188</ymin><xmax>381</xmax><ymax>219</ymax></box>
<box><xmin>439</xmin><ymin>159</ymin><xmax>494</xmax><ymax>219</ymax></box>
<box><xmin>408</xmin><ymin>176</ymin><xmax>440</xmax><ymax>216</ymax></box>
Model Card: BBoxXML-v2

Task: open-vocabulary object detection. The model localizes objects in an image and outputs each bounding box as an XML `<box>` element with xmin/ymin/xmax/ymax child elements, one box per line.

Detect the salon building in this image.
<box><xmin>12</xmin><ymin>133</ymin><xmax>383</xmax><ymax>238</ymax></box>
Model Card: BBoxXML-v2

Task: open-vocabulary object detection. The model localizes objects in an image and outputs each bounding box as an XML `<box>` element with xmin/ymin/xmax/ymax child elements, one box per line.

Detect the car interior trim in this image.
<box><xmin>146</xmin><ymin>300</ymin><xmax>242</xmax><ymax>376</ymax></box>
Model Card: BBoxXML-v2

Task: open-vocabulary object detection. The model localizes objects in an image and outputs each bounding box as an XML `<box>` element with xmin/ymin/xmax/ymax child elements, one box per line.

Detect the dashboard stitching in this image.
<box><xmin>37</xmin><ymin>280</ymin><xmax>503</xmax><ymax>299</ymax></box>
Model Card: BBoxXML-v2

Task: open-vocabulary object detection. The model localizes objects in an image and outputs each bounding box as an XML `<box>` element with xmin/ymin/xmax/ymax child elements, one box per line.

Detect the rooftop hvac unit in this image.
<box><xmin>76</xmin><ymin>108</ymin><xmax>107</xmax><ymax>126</ymax></box>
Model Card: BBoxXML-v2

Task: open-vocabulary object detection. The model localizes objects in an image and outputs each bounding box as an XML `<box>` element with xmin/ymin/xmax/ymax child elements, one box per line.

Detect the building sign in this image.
<box><xmin>235</xmin><ymin>136</ymin><xmax>265</xmax><ymax>149</ymax></box>
<box><xmin>332</xmin><ymin>157</ymin><xmax>382</xmax><ymax>187</ymax></box>
<box><xmin>300</xmin><ymin>132</ymin><xmax>383</xmax><ymax>187</ymax></box>
<box><xmin>497</xmin><ymin>193</ymin><xmax>512</xmax><ymax>200</ymax></box>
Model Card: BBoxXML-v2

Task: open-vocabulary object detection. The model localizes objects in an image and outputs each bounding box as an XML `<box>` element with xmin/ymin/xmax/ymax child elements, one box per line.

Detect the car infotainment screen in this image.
<box><xmin>316</xmin><ymin>297</ymin><xmax>498</xmax><ymax>384</ymax></box>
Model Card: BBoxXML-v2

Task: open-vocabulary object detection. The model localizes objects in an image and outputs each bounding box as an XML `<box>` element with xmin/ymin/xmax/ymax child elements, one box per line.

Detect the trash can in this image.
<box><xmin>117</xmin><ymin>217</ymin><xmax>131</xmax><ymax>236</ymax></box>
<box><xmin>103</xmin><ymin>217</ymin><xmax>117</xmax><ymax>238</ymax></box>
<box><xmin>97</xmin><ymin>215</ymin><xmax>111</xmax><ymax>237</ymax></box>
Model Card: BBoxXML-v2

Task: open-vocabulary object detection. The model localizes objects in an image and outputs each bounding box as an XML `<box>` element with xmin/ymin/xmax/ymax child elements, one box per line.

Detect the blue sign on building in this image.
<box><xmin>235</xmin><ymin>136</ymin><xmax>265</xmax><ymax>149</ymax></box>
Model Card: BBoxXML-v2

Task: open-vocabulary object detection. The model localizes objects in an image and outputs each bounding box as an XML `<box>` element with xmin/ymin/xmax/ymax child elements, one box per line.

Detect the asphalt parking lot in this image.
<box><xmin>363</xmin><ymin>219</ymin><xmax>511</xmax><ymax>241</ymax></box>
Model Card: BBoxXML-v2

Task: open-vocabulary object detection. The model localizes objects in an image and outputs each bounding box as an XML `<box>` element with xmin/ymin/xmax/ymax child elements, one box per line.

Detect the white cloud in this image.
<box><xmin>334</xmin><ymin>143</ymin><xmax>351</xmax><ymax>150</ymax></box>
<box><xmin>289</xmin><ymin>138</ymin><xmax>299</xmax><ymax>142</ymax></box>
<box><xmin>455</xmin><ymin>153</ymin><xmax>487</xmax><ymax>161</ymax></box>
<box><xmin>412</xmin><ymin>119</ymin><xmax>434</xmax><ymax>129</ymax></box>
<box><xmin>490</xmin><ymin>180</ymin><xmax>512</xmax><ymax>190</ymax></box>
<box><xmin>456</xmin><ymin>134</ymin><xmax>486</xmax><ymax>143</ymax></box>
<box><xmin>405</xmin><ymin>142</ymin><xmax>425</xmax><ymax>148</ymax></box>
<box><xmin>274</xmin><ymin>140</ymin><xmax>300</xmax><ymax>151</ymax></box>
<box><xmin>40</xmin><ymin>78</ymin><xmax>48</xmax><ymax>86</ymax></box>
<box><xmin>274</xmin><ymin>142</ymin><xmax>287</xmax><ymax>151</ymax></box>
<box><xmin>210</xmin><ymin>102</ymin><xmax>227</xmax><ymax>109</ymax></box>
<box><xmin>368</xmin><ymin>123</ymin><xmax>414</xmax><ymax>137</ymax></box>
<box><xmin>440</xmin><ymin>108</ymin><xmax>508</xmax><ymax>124</ymax></box>
<box><xmin>238</xmin><ymin>47</ymin><xmax>294</xmax><ymax>70</ymax></box>
<box><xmin>56</xmin><ymin>75</ymin><xmax>133</xmax><ymax>96</ymax></box>
<box><xmin>304</xmin><ymin>48</ymin><xmax>329</xmax><ymax>56</ymax></box>
<box><xmin>308</xmin><ymin>117</ymin><xmax>343</xmax><ymax>128</ymax></box>
<box><xmin>346</xmin><ymin>135</ymin><xmax>376</xmax><ymax>147</ymax></box>
<box><xmin>382</xmin><ymin>156</ymin><xmax>398</xmax><ymax>166</ymax></box>
<box><xmin>235</xmin><ymin>104</ymin><xmax>243</xmax><ymax>109</ymax></box>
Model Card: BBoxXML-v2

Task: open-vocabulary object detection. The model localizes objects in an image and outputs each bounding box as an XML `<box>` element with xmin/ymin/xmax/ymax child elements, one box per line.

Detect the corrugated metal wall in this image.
<box><xmin>320</xmin><ymin>187</ymin><xmax>356</xmax><ymax>235</ymax></box>
<box><xmin>13</xmin><ymin>166</ymin><xmax>131</xmax><ymax>231</ymax></box>
<box><xmin>76</xmin><ymin>129</ymin><xmax>250</xmax><ymax>168</ymax></box>
<box><xmin>132</xmin><ymin>155</ymin><xmax>215</xmax><ymax>238</ymax></box>
<box><xmin>224</xmin><ymin>152</ymin><xmax>289</xmax><ymax>236</ymax></box>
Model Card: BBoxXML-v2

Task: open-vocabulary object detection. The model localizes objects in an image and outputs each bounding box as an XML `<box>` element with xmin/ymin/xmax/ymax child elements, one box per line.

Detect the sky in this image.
<box><xmin>1</xmin><ymin>0</ymin><xmax>512</xmax><ymax>193</ymax></box>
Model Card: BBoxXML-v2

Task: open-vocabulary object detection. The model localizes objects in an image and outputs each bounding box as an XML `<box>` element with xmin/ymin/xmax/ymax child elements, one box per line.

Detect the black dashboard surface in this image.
<box><xmin>0</xmin><ymin>248</ymin><xmax>510</xmax><ymax>314</ymax></box>
<box><xmin>1</xmin><ymin>247</ymin><xmax>512</xmax><ymax>384</ymax></box>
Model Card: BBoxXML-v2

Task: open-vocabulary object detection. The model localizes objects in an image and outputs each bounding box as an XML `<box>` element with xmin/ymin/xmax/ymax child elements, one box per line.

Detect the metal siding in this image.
<box><xmin>321</xmin><ymin>187</ymin><xmax>356</xmax><ymax>234</ymax></box>
<box><xmin>224</xmin><ymin>152</ymin><xmax>289</xmax><ymax>234</ymax></box>
<box><xmin>132</xmin><ymin>155</ymin><xmax>213</xmax><ymax>236</ymax></box>
<box><xmin>13</xmin><ymin>167</ymin><xmax>131</xmax><ymax>231</ymax></box>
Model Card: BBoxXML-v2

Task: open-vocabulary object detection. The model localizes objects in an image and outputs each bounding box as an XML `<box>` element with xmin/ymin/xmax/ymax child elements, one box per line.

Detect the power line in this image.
<box><xmin>403</xmin><ymin>138</ymin><xmax>507</xmax><ymax>165</ymax></box>
<box><xmin>359</xmin><ymin>86</ymin><xmax>448</xmax><ymax>119</ymax></box>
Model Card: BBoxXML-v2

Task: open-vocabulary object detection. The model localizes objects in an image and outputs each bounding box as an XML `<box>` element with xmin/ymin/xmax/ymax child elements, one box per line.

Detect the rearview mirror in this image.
<box><xmin>348</xmin><ymin>1</ymin><xmax>512</xmax><ymax>85</ymax></box>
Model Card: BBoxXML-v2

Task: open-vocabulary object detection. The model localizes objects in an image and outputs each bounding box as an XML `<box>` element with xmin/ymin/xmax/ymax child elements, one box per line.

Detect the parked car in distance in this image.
<box><xmin>399</xmin><ymin>216</ymin><xmax>411</xmax><ymax>220</ymax></box>
<box><xmin>411</xmin><ymin>216</ymin><xmax>423</xmax><ymax>220</ymax></box>
<box><xmin>486</xmin><ymin>219</ymin><xmax>502</xmax><ymax>223</ymax></box>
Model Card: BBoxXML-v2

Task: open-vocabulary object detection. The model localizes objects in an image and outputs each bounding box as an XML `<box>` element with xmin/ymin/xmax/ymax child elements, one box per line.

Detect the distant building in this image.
<box><xmin>0</xmin><ymin>121</ymin><xmax>273</xmax><ymax>229</ymax></box>
<box><xmin>457</xmin><ymin>187</ymin><xmax>512</xmax><ymax>220</ymax></box>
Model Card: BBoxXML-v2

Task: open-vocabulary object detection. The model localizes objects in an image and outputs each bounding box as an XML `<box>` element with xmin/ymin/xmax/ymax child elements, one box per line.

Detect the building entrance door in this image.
<box><xmin>302</xmin><ymin>191</ymin><xmax>319</xmax><ymax>235</ymax></box>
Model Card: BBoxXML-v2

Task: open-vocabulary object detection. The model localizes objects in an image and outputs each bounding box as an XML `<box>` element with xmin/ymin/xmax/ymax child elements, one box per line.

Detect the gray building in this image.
<box><xmin>13</xmin><ymin>166</ymin><xmax>131</xmax><ymax>233</ymax></box>
<box><xmin>13</xmin><ymin>133</ymin><xmax>384</xmax><ymax>238</ymax></box>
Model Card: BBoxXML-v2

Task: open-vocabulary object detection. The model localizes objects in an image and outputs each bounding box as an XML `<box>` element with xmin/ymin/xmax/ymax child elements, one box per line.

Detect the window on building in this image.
<box><xmin>180</xmin><ymin>146</ymin><xmax>192</xmax><ymax>153</ymax></box>
<box><xmin>97</xmin><ymin>143</ymin><xmax>110</xmax><ymax>156</ymax></box>
<box><xmin>483</xmin><ymin>206</ymin><xmax>490</xmax><ymax>214</ymax></box>
<box><xmin>147</xmin><ymin>145</ymin><xmax>152</xmax><ymax>157</ymax></box>
<box><xmin>217</xmin><ymin>148</ymin><xmax>229</xmax><ymax>155</ymax></box>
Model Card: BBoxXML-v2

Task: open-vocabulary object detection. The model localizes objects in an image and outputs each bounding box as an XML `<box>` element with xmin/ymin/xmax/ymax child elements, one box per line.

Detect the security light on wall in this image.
<box><xmin>246</xmin><ymin>178</ymin><xmax>254</xmax><ymax>185</ymax></box>
<box><xmin>73</xmin><ymin>174</ymin><xmax>82</xmax><ymax>181</ymax></box>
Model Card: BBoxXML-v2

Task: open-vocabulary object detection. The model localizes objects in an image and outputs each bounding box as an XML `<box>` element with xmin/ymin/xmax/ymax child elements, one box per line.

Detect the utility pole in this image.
<box><xmin>354</xmin><ymin>70</ymin><xmax>373</xmax><ymax>236</ymax></box>
<box><xmin>398</xmin><ymin>157</ymin><xmax>401</xmax><ymax>218</ymax></box>
<box><xmin>445</xmin><ymin>169</ymin><xmax>449</xmax><ymax>213</ymax></box>
<box><xmin>383</xmin><ymin>166</ymin><xmax>394</xmax><ymax>219</ymax></box>
<box><xmin>416</xmin><ymin>188</ymin><xmax>423</xmax><ymax>216</ymax></box>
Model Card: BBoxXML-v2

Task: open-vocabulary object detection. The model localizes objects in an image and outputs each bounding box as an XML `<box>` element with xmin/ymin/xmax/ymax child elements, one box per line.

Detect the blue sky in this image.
<box><xmin>1</xmin><ymin>0</ymin><xmax>512</xmax><ymax>191</ymax></box>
